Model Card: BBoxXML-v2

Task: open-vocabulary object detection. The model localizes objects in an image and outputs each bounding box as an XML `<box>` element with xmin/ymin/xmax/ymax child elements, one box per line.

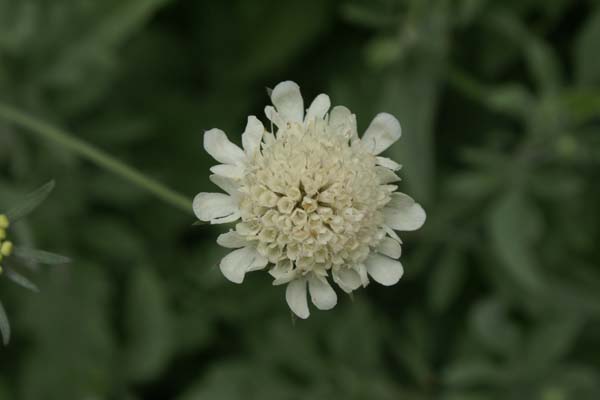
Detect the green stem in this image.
<box><xmin>0</xmin><ymin>103</ymin><xmax>192</xmax><ymax>214</ymax></box>
<box><xmin>446</xmin><ymin>66</ymin><xmax>488</xmax><ymax>102</ymax></box>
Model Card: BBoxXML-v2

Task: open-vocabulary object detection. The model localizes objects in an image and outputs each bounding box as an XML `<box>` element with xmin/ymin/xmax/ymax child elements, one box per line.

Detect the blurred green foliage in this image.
<box><xmin>1</xmin><ymin>0</ymin><xmax>600</xmax><ymax>399</ymax></box>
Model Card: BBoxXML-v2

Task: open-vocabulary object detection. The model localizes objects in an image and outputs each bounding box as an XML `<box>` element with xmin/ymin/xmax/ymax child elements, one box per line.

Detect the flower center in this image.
<box><xmin>235</xmin><ymin>120</ymin><xmax>393</xmax><ymax>273</ymax></box>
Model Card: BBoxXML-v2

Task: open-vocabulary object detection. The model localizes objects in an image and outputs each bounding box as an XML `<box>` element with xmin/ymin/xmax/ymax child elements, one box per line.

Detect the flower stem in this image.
<box><xmin>0</xmin><ymin>103</ymin><xmax>192</xmax><ymax>214</ymax></box>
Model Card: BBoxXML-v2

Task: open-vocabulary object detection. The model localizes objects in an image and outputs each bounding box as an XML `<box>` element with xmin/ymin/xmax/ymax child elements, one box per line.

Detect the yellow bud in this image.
<box><xmin>0</xmin><ymin>215</ymin><xmax>8</xmax><ymax>229</ymax></box>
<box><xmin>0</xmin><ymin>241</ymin><xmax>13</xmax><ymax>257</ymax></box>
<box><xmin>0</xmin><ymin>229</ymin><xmax>5</xmax><ymax>240</ymax></box>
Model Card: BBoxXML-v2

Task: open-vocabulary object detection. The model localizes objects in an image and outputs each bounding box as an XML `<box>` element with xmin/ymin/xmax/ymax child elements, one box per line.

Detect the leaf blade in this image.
<box><xmin>5</xmin><ymin>181</ymin><xmax>55</xmax><ymax>222</ymax></box>
<box><xmin>0</xmin><ymin>300</ymin><xmax>10</xmax><ymax>345</ymax></box>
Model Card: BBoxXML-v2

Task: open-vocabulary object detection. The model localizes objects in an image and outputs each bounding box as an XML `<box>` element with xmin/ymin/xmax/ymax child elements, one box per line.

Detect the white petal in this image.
<box><xmin>219</xmin><ymin>246</ymin><xmax>267</xmax><ymax>284</ymax></box>
<box><xmin>269</xmin><ymin>260</ymin><xmax>295</xmax><ymax>285</ymax></box>
<box><xmin>242</xmin><ymin>116</ymin><xmax>264</xmax><ymax>157</ymax></box>
<box><xmin>383</xmin><ymin>192</ymin><xmax>426</xmax><ymax>231</ymax></box>
<box><xmin>211</xmin><ymin>211</ymin><xmax>241</xmax><ymax>224</ymax></box>
<box><xmin>217</xmin><ymin>231</ymin><xmax>247</xmax><ymax>248</ymax></box>
<box><xmin>382</xmin><ymin>225</ymin><xmax>403</xmax><ymax>243</ymax></box>
<box><xmin>356</xmin><ymin>263</ymin><xmax>370</xmax><ymax>287</ymax></box>
<box><xmin>210</xmin><ymin>164</ymin><xmax>245</xmax><ymax>180</ymax></box>
<box><xmin>286</xmin><ymin>279</ymin><xmax>309</xmax><ymax>319</ymax></box>
<box><xmin>361</xmin><ymin>113</ymin><xmax>402</xmax><ymax>155</ymax></box>
<box><xmin>204</xmin><ymin>129</ymin><xmax>246</xmax><ymax>165</ymax></box>
<box><xmin>329</xmin><ymin>105</ymin><xmax>351</xmax><ymax>126</ymax></box>
<box><xmin>193</xmin><ymin>193</ymin><xmax>239</xmax><ymax>224</ymax></box>
<box><xmin>246</xmin><ymin>253</ymin><xmax>268</xmax><ymax>272</ymax></box>
<box><xmin>308</xmin><ymin>276</ymin><xmax>337</xmax><ymax>310</ymax></box>
<box><xmin>365</xmin><ymin>254</ymin><xmax>404</xmax><ymax>286</ymax></box>
<box><xmin>305</xmin><ymin>94</ymin><xmax>330</xmax><ymax>122</ymax></box>
<box><xmin>329</xmin><ymin>105</ymin><xmax>358</xmax><ymax>139</ymax></box>
<box><xmin>376</xmin><ymin>237</ymin><xmax>402</xmax><ymax>259</ymax></box>
<box><xmin>263</xmin><ymin>131</ymin><xmax>276</xmax><ymax>145</ymax></box>
<box><xmin>376</xmin><ymin>156</ymin><xmax>402</xmax><ymax>171</ymax></box>
<box><xmin>333</xmin><ymin>268</ymin><xmax>362</xmax><ymax>293</ymax></box>
<box><xmin>383</xmin><ymin>184</ymin><xmax>398</xmax><ymax>193</ymax></box>
<box><xmin>272</xmin><ymin>275</ymin><xmax>295</xmax><ymax>286</ymax></box>
<box><xmin>264</xmin><ymin>105</ymin><xmax>284</xmax><ymax>128</ymax></box>
<box><xmin>209</xmin><ymin>174</ymin><xmax>240</xmax><ymax>197</ymax></box>
<box><xmin>271</xmin><ymin>81</ymin><xmax>304</xmax><ymax>123</ymax></box>
<box><xmin>375</xmin><ymin>166</ymin><xmax>401</xmax><ymax>184</ymax></box>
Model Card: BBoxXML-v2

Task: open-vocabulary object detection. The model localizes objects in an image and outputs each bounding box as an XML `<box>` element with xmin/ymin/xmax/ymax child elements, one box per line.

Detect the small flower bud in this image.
<box><xmin>0</xmin><ymin>215</ymin><xmax>9</xmax><ymax>229</ymax></box>
<box><xmin>0</xmin><ymin>241</ymin><xmax>13</xmax><ymax>257</ymax></box>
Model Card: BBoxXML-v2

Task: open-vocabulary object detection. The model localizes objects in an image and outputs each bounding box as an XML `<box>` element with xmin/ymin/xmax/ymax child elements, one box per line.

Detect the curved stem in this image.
<box><xmin>0</xmin><ymin>103</ymin><xmax>192</xmax><ymax>214</ymax></box>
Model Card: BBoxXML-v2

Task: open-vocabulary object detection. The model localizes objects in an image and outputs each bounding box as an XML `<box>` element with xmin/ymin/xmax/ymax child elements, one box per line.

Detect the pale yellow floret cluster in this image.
<box><xmin>237</xmin><ymin>119</ymin><xmax>394</xmax><ymax>284</ymax></box>
<box><xmin>0</xmin><ymin>215</ymin><xmax>13</xmax><ymax>274</ymax></box>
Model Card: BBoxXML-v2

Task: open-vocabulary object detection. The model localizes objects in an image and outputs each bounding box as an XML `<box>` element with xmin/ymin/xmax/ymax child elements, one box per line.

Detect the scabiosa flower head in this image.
<box><xmin>194</xmin><ymin>81</ymin><xmax>426</xmax><ymax>318</ymax></box>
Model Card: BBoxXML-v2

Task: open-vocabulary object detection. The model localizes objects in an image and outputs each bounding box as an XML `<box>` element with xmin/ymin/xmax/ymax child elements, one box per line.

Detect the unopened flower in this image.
<box><xmin>0</xmin><ymin>214</ymin><xmax>12</xmax><ymax>274</ymax></box>
<box><xmin>0</xmin><ymin>182</ymin><xmax>71</xmax><ymax>345</ymax></box>
<box><xmin>194</xmin><ymin>81</ymin><xmax>426</xmax><ymax>318</ymax></box>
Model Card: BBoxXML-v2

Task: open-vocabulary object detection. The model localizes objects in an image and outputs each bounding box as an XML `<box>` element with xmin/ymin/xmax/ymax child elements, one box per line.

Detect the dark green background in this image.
<box><xmin>1</xmin><ymin>0</ymin><xmax>600</xmax><ymax>399</ymax></box>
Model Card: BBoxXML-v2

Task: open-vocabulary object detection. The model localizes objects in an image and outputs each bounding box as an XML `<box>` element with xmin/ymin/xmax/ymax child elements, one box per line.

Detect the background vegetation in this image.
<box><xmin>1</xmin><ymin>0</ymin><xmax>600</xmax><ymax>399</ymax></box>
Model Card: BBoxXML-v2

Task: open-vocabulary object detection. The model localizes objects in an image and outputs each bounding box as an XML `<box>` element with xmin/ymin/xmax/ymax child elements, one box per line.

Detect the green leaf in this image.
<box><xmin>442</xmin><ymin>359</ymin><xmax>505</xmax><ymax>386</ymax></box>
<box><xmin>197</xmin><ymin>0</ymin><xmax>334</xmax><ymax>85</ymax></box>
<box><xmin>460</xmin><ymin>147</ymin><xmax>507</xmax><ymax>169</ymax></box>
<box><xmin>13</xmin><ymin>247</ymin><xmax>71</xmax><ymax>265</ymax></box>
<box><xmin>19</xmin><ymin>263</ymin><xmax>114</xmax><ymax>400</ymax></box>
<box><xmin>456</xmin><ymin>0</ymin><xmax>487</xmax><ymax>26</ymax></box>
<box><xmin>176</xmin><ymin>361</ymin><xmax>295</xmax><ymax>400</ymax></box>
<box><xmin>561</xmin><ymin>89</ymin><xmax>600</xmax><ymax>123</ymax></box>
<box><xmin>447</xmin><ymin>171</ymin><xmax>499</xmax><ymax>199</ymax></box>
<box><xmin>5</xmin><ymin>269</ymin><xmax>39</xmax><ymax>292</ymax></box>
<box><xmin>365</xmin><ymin>36</ymin><xmax>405</xmax><ymax>68</ymax></box>
<box><xmin>0</xmin><ymin>1</ymin><xmax>36</xmax><ymax>52</ymax></box>
<box><xmin>525</xmin><ymin>313</ymin><xmax>584</xmax><ymax>367</ymax></box>
<box><xmin>485</xmin><ymin>84</ymin><xmax>534</xmax><ymax>119</ymax></box>
<box><xmin>490</xmin><ymin>12</ymin><xmax>562</xmax><ymax>93</ymax></box>
<box><xmin>123</xmin><ymin>267</ymin><xmax>171</xmax><ymax>382</ymax></box>
<box><xmin>393</xmin><ymin>312</ymin><xmax>434</xmax><ymax>385</ymax></box>
<box><xmin>524</xmin><ymin>37</ymin><xmax>562</xmax><ymax>93</ymax></box>
<box><xmin>471</xmin><ymin>297</ymin><xmax>521</xmax><ymax>356</ymax></box>
<box><xmin>376</xmin><ymin>5</ymin><xmax>449</xmax><ymax>204</ymax></box>
<box><xmin>43</xmin><ymin>0</ymin><xmax>172</xmax><ymax>84</ymax></box>
<box><xmin>382</xmin><ymin>68</ymin><xmax>440</xmax><ymax>204</ymax></box>
<box><xmin>575</xmin><ymin>9</ymin><xmax>600</xmax><ymax>85</ymax></box>
<box><xmin>326</xmin><ymin>300</ymin><xmax>381</xmax><ymax>371</ymax></box>
<box><xmin>0</xmin><ymin>300</ymin><xmax>10</xmax><ymax>345</ymax></box>
<box><xmin>428</xmin><ymin>248</ymin><xmax>466</xmax><ymax>312</ymax></box>
<box><xmin>341</xmin><ymin>2</ymin><xmax>399</xmax><ymax>28</ymax></box>
<box><xmin>5</xmin><ymin>181</ymin><xmax>55</xmax><ymax>222</ymax></box>
<box><xmin>441</xmin><ymin>391</ymin><xmax>492</xmax><ymax>400</ymax></box>
<box><xmin>488</xmin><ymin>191</ymin><xmax>544</xmax><ymax>292</ymax></box>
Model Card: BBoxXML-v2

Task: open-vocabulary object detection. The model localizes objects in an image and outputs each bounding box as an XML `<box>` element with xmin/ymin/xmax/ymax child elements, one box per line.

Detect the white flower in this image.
<box><xmin>194</xmin><ymin>81</ymin><xmax>426</xmax><ymax>319</ymax></box>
